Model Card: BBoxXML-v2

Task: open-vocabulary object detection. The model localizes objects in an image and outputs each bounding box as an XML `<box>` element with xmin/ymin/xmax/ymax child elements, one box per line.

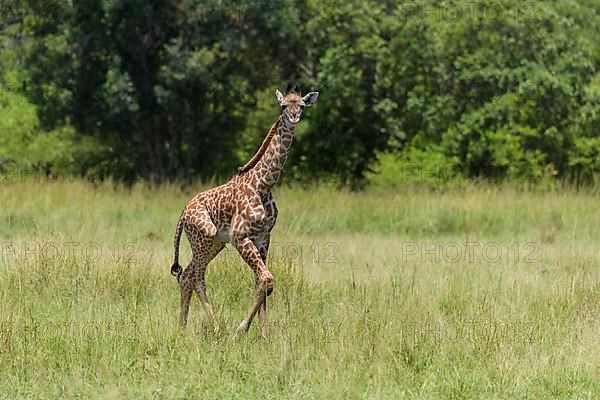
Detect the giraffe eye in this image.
<box><xmin>300</xmin><ymin>104</ymin><xmax>305</xmax><ymax>110</ymax></box>
<box><xmin>281</xmin><ymin>104</ymin><xmax>287</xmax><ymax>110</ymax></box>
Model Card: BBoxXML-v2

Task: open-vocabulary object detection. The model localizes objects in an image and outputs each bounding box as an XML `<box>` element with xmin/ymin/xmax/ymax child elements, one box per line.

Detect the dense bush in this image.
<box><xmin>1</xmin><ymin>0</ymin><xmax>599</xmax><ymax>186</ymax></box>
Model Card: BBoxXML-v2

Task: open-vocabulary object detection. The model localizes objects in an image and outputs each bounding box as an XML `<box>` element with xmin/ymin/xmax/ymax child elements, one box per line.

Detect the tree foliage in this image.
<box><xmin>1</xmin><ymin>0</ymin><xmax>599</xmax><ymax>185</ymax></box>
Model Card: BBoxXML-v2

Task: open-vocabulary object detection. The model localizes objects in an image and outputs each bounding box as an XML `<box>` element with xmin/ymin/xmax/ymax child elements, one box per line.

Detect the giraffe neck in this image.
<box><xmin>246</xmin><ymin>115</ymin><xmax>295</xmax><ymax>194</ymax></box>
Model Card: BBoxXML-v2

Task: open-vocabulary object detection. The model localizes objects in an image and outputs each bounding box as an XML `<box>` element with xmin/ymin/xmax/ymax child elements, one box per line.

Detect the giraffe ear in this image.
<box><xmin>302</xmin><ymin>91</ymin><xmax>319</xmax><ymax>107</ymax></box>
<box><xmin>275</xmin><ymin>89</ymin><xmax>284</xmax><ymax>104</ymax></box>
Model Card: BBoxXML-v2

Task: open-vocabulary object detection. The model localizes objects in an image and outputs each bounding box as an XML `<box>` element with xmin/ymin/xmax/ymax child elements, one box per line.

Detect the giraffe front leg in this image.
<box><xmin>256</xmin><ymin>233</ymin><xmax>271</xmax><ymax>339</ymax></box>
<box><xmin>232</xmin><ymin>237</ymin><xmax>273</xmax><ymax>336</ymax></box>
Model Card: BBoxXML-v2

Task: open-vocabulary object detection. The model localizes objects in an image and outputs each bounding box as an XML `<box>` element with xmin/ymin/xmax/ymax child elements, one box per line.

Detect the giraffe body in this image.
<box><xmin>171</xmin><ymin>85</ymin><xmax>319</xmax><ymax>337</ymax></box>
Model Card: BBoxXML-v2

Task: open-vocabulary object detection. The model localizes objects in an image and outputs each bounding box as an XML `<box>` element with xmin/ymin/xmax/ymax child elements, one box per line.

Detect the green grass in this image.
<box><xmin>0</xmin><ymin>180</ymin><xmax>599</xmax><ymax>399</ymax></box>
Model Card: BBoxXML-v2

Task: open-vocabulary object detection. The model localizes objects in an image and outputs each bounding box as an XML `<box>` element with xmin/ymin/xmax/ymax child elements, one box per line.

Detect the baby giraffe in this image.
<box><xmin>170</xmin><ymin>83</ymin><xmax>319</xmax><ymax>338</ymax></box>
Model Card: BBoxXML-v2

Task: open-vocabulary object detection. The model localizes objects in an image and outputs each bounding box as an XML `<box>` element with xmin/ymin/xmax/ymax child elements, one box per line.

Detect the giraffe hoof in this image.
<box><xmin>233</xmin><ymin>322</ymin><xmax>249</xmax><ymax>337</ymax></box>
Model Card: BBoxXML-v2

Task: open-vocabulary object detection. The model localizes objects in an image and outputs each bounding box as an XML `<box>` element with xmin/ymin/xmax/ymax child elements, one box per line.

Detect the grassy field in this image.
<box><xmin>0</xmin><ymin>179</ymin><xmax>599</xmax><ymax>399</ymax></box>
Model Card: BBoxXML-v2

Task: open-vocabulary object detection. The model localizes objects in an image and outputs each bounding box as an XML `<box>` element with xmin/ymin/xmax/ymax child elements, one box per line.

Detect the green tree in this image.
<box><xmin>9</xmin><ymin>0</ymin><xmax>600</xmax><ymax>186</ymax></box>
<box><xmin>23</xmin><ymin>0</ymin><xmax>305</xmax><ymax>181</ymax></box>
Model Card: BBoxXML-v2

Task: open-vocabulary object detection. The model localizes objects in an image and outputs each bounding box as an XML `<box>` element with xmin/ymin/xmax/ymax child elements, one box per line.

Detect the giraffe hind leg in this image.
<box><xmin>178</xmin><ymin>210</ymin><xmax>218</xmax><ymax>328</ymax></box>
<box><xmin>193</xmin><ymin>241</ymin><xmax>225</xmax><ymax>328</ymax></box>
<box><xmin>179</xmin><ymin>267</ymin><xmax>195</xmax><ymax>327</ymax></box>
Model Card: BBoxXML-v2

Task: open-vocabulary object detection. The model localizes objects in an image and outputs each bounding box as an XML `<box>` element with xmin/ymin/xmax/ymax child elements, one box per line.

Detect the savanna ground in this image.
<box><xmin>0</xmin><ymin>179</ymin><xmax>599</xmax><ymax>399</ymax></box>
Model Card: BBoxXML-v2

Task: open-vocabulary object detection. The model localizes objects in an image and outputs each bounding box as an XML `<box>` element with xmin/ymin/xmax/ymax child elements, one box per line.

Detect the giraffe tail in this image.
<box><xmin>170</xmin><ymin>212</ymin><xmax>185</xmax><ymax>281</ymax></box>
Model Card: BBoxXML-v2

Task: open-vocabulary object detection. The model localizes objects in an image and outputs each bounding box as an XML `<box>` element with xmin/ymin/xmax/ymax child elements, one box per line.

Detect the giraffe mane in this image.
<box><xmin>237</xmin><ymin>116</ymin><xmax>282</xmax><ymax>175</ymax></box>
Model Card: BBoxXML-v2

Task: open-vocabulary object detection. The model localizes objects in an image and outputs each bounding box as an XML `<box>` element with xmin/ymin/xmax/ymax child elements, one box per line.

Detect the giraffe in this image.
<box><xmin>170</xmin><ymin>83</ymin><xmax>319</xmax><ymax>338</ymax></box>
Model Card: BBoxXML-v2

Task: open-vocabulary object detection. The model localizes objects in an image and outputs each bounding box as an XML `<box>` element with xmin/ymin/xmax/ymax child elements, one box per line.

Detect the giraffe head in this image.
<box><xmin>276</xmin><ymin>82</ymin><xmax>319</xmax><ymax>124</ymax></box>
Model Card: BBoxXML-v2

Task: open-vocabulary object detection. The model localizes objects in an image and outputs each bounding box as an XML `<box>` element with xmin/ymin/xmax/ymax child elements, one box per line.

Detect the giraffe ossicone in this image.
<box><xmin>170</xmin><ymin>83</ymin><xmax>319</xmax><ymax>338</ymax></box>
